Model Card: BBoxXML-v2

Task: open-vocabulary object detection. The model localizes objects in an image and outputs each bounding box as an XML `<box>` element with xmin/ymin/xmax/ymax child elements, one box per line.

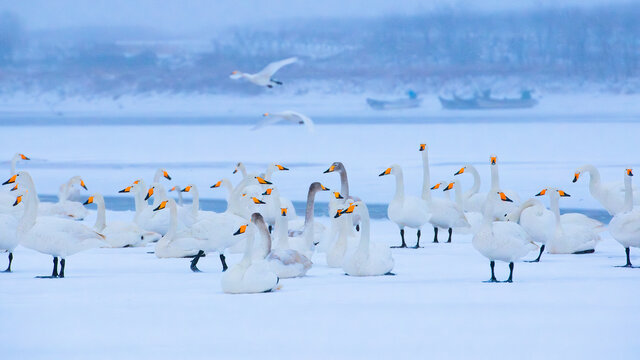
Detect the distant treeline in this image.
<box><xmin>1</xmin><ymin>4</ymin><xmax>639</xmax><ymax>96</ymax></box>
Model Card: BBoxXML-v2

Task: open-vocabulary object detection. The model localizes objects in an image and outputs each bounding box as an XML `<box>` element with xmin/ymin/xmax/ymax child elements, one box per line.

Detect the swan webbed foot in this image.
<box><xmin>483</xmin><ymin>278</ymin><xmax>499</xmax><ymax>283</ymax></box>
<box><xmin>411</xmin><ymin>244</ymin><xmax>423</xmax><ymax>249</ymax></box>
<box><xmin>392</xmin><ymin>229</ymin><xmax>407</xmax><ymax>248</ymax></box>
<box><xmin>390</xmin><ymin>244</ymin><xmax>407</xmax><ymax>248</ymax></box>
<box><xmin>572</xmin><ymin>249</ymin><xmax>595</xmax><ymax>254</ymax></box>
<box><xmin>525</xmin><ymin>259</ymin><xmax>540</xmax><ymax>263</ymax></box>
<box><xmin>35</xmin><ymin>275</ymin><xmax>59</xmax><ymax>279</ymax></box>
<box><xmin>502</xmin><ymin>279</ymin><xmax>513</xmax><ymax>283</ymax></box>
<box><xmin>615</xmin><ymin>264</ymin><xmax>639</xmax><ymax>268</ymax></box>
<box><xmin>483</xmin><ymin>260</ymin><xmax>498</xmax><ymax>283</ymax></box>
<box><xmin>384</xmin><ymin>271</ymin><xmax>396</xmax><ymax>276</ymax></box>
<box><xmin>190</xmin><ymin>250</ymin><xmax>205</xmax><ymax>272</ymax></box>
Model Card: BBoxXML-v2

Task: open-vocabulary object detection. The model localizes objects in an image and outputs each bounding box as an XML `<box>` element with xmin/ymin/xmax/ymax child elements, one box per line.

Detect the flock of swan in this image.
<box><xmin>1</xmin><ymin>146</ymin><xmax>639</xmax><ymax>292</ymax></box>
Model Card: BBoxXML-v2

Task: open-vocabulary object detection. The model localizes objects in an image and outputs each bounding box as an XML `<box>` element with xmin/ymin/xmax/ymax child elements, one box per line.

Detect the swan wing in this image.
<box><xmin>257</xmin><ymin>57</ymin><xmax>298</xmax><ymax>77</ymax></box>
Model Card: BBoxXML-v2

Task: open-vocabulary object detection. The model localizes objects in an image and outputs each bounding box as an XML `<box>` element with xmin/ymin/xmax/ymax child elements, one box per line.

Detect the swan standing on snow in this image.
<box><xmin>453</xmin><ymin>165</ymin><xmax>485</xmax><ymax>212</ymax></box>
<box><xmin>573</xmin><ymin>164</ymin><xmax>640</xmax><ymax>215</ymax></box>
<box><xmin>504</xmin><ymin>199</ymin><xmax>555</xmax><ymax>262</ymax></box>
<box><xmin>4</xmin><ymin>172</ymin><xmax>105</xmax><ymax>278</ymax></box>
<box><xmin>608</xmin><ymin>169</ymin><xmax>640</xmax><ymax>267</ymax></box>
<box><xmin>222</xmin><ymin>214</ymin><xmax>280</xmax><ymax>294</ymax></box>
<box><xmin>252</xmin><ymin>212</ymin><xmax>312</xmax><ymax>278</ymax></box>
<box><xmin>230</xmin><ymin>57</ymin><xmax>297</xmax><ymax>88</ymax></box>
<box><xmin>336</xmin><ymin>202</ymin><xmax>394</xmax><ymax>276</ymax></box>
<box><xmin>0</xmin><ymin>190</ymin><xmax>25</xmax><ymax>272</ymax></box>
<box><xmin>255</xmin><ymin>111</ymin><xmax>314</xmax><ymax>132</ymax></box>
<box><xmin>83</xmin><ymin>193</ymin><xmax>159</xmax><ymax>248</ymax></box>
<box><xmin>472</xmin><ymin>192</ymin><xmax>537</xmax><ymax>283</ymax></box>
<box><xmin>537</xmin><ymin>188</ymin><xmax>601</xmax><ymax>254</ymax></box>
<box><xmin>380</xmin><ymin>164</ymin><xmax>430</xmax><ymax>248</ymax></box>
<box><xmin>152</xmin><ymin>199</ymin><xmax>206</xmax><ymax>271</ymax></box>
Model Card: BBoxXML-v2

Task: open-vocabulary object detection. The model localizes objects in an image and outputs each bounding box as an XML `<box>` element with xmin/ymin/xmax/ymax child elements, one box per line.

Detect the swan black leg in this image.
<box><xmin>59</xmin><ymin>258</ymin><xmax>65</xmax><ymax>278</ymax></box>
<box><xmin>526</xmin><ymin>245</ymin><xmax>545</xmax><ymax>263</ymax></box>
<box><xmin>220</xmin><ymin>253</ymin><xmax>228</xmax><ymax>272</ymax></box>
<box><xmin>616</xmin><ymin>248</ymin><xmax>638</xmax><ymax>268</ymax></box>
<box><xmin>433</xmin><ymin>227</ymin><xmax>439</xmax><ymax>243</ymax></box>
<box><xmin>483</xmin><ymin>261</ymin><xmax>498</xmax><ymax>283</ymax></box>
<box><xmin>504</xmin><ymin>262</ymin><xmax>514</xmax><ymax>283</ymax></box>
<box><xmin>391</xmin><ymin>229</ymin><xmax>407</xmax><ymax>248</ymax></box>
<box><xmin>447</xmin><ymin>228</ymin><xmax>453</xmax><ymax>243</ymax></box>
<box><xmin>268</xmin><ymin>225</ymin><xmax>273</xmax><ymax>234</ymax></box>
<box><xmin>3</xmin><ymin>252</ymin><xmax>13</xmax><ymax>272</ymax></box>
<box><xmin>412</xmin><ymin>230</ymin><xmax>423</xmax><ymax>248</ymax></box>
<box><xmin>37</xmin><ymin>256</ymin><xmax>59</xmax><ymax>278</ymax></box>
<box><xmin>190</xmin><ymin>250</ymin><xmax>204</xmax><ymax>272</ymax></box>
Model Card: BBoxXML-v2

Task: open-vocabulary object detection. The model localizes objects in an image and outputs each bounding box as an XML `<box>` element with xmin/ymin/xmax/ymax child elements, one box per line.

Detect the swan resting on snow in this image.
<box><xmin>254</xmin><ymin>111</ymin><xmax>314</xmax><ymax>132</ymax></box>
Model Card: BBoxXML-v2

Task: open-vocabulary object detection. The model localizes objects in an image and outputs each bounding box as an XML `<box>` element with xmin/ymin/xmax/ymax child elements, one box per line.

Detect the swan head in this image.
<box><xmin>274</xmin><ymin>164</ymin><xmax>289</xmax><ymax>171</ymax></box>
<box><xmin>430</xmin><ymin>181</ymin><xmax>446</xmax><ymax>190</ymax></box>
<box><xmin>144</xmin><ymin>186</ymin><xmax>155</xmax><ymax>201</ymax></box>
<box><xmin>324</xmin><ymin>162</ymin><xmax>344</xmax><ymax>174</ymax></box>
<box><xmin>233</xmin><ymin>162</ymin><xmax>245</xmax><ymax>174</ymax></box>
<box><xmin>255</xmin><ymin>176</ymin><xmax>272</xmax><ymax>185</ymax></box>
<box><xmin>83</xmin><ymin>196</ymin><xmax>95</xmax><ymax>205</ymax></box>
<box><xmin>230</xmin><ymin>71</ymin><xmax>243</xmax><ymax>79</ymax></box>
<box><xmin>262</xmin><ymin>188</ymin><xmax>273</xmax><ymax>196</ymax></box>
<box><xmin>335</xmin><ymin>203</ymin><xmax>357</xmax><ymax>218</ymax></box>
<box><xmin>14</xmin><ymin>153</ymin><xmax>30</xmax><ymax>161</ymax></box>
<box><xmin>490</xmin><ymin>154</ymin><xmax>497</xmax><ymax>166</ymax></box>
<box><xmin>153</xmin><ymin>200</ymin><xmax>168</xmax><ymax>211</ymax></box>
<box><xmin>211</xmin><ymin>180</ymin><xmax>222</xmax><ymax>188</ymax></box>
<box><xmin>251</xmin><ymin>197</ymin><xmax>266</xmax><ymax>205</ymax></box>
<box><xmin>169</xmin><ymin>186</ymin><xmax>179</xmax><ymax>192</ymax></box>
<box><xmin>118</xmin><ymin>185</ymin><xmax>133</xmax><ymax>193</ymax></box>
<box><xmin>454</xmin><ymin>167</ymin><xmax>466</xmax><ymax>175</ymax></box>
<box><xmin>626</xmin><ymin>169</ymin><xmax>633</xmax><ymax>177</ymax></box>
<box><xmin>443</xmin><ymin>181</ymin><xmax>456</xmax><ymax>192</ymax></box>
<box><xmin>498</xmin><ymin>192</ymin><xmax>513</xmax><ymax>202</ymax></box>
<box><xmin>379</xmin><ymin>167</ymin><xmax>392</xmax><ymax>176</ymax></box>
<box><xmin>180</xmin><ymin>185</ymin><xmax>194</xmax><ymax>193</ymax></box>
<box><xmin>419</xmin><ymin>144</ymin><xmax>427</xmax><ymax>152</ymax></box>
<box><xmin>280</xmin><ymin>208</ymin><xmax>288</xmax><ymax>216</ymax></box>
<box><xmin>13</xmin><ymin>194</ymin><xmax>23</xmax><ymax>207</ymax></box>
<box><xmin>333</xmin><ymin>191</ymin><xmax>344</xmax><ymax>199</ymax></box>
<box><xmin>263</xmin><ymin>112</ymin><xmax>270</xmax><ymax>117</ymax></box>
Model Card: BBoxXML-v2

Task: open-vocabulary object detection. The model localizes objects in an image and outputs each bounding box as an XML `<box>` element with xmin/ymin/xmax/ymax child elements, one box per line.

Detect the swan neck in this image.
<box><xmin>468</xmin><ymin>165</ymin><xmax>481</xmax><ymax>194</ymax></box>
<box><xmin>304</xmin><ymin>187</ymin><xmax>318</xmax><ymax>229</ymax></box>
<box><xmin>549</xmin><ymin>193</ymin><xmax>562</xmax><ymax>229</ymax></box>
<box><xmin>393</xmin><ymin>168</ymin><xmax>405</xmax><ymax>202</ymax></box>
<box><xmin>421</xmin><ymin>151</ymin><xmax>431</xmax><ymax>201</ymax></box>
<box><xmin>357</xmin><ymin>205</ymin><xmax>371</xmax><ymax>253</ymax></box>
<box><xmin>275</xmin><ymin>214</ymin><xmax>289</xmax><ymax>249</ymax></box>
<box><xmin>490</xmin><ymin>164</ymin><xmax>500</xmax><ymax>191</ymax></box>
<box><xmin>255</xmin><ymin>217</ymin><xmax>272</xmax><ymax>258</ymax></box>
<box><xmin>10</xmin><ymin>155</ymin><xmax>18</xmax><ymax>176</ymax></box>
<box><xmin>18</xmin><ymin>174</ymin><xmax>38</xmax><ymax>232</ymax></box>
<box><xmin>176</xmin><ymin>190</ymin><xmax>184</xmax><ymax>206</ymax></box>
<box><xmin>623</xmin><ymin>174</ymin><xmax>633</xmax><ymax>212</ymax></box>
<box><xmin>94</xmin><ymin>195</ymin><xmax>106</xmax><ymax>232</ymax></box>
<box><xmin>339</xmin><ymin>169</ymin><xmax>350</xmax><ymax>199</ymax></box>
<box><xmin>164</xmin><ymin>201</ymin><xmax>178</xmax><ymax>243</ymax></box>
<box><xmin>191</xmin><ymin>186</ymin><xmax>199</xmax><ymax>217</ymax></box>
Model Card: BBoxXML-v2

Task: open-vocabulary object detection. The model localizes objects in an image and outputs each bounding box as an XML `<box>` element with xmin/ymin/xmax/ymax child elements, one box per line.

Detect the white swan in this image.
<box><xmin>380</xmin><ymin>164</ymin><xmax>430</xmax><ymax>248</ymax></box>
<box><xmin>326</xmin><ymin>201</ymin><xmax>358</xmax><ymax>268</ymax></box>
<box><xmin>429</xmin><ymin>180</ymin><xmax>470</xmax><ymax>242</ymax></box>
<box><xmin>83</xmin><ymin>193</ymin><xmax>159</xmax><ymax>248</ymax></box>
<box><xmin>38</xmin><ymin>175</ymin><xmax>89</xmax><ymax>220</ymax></box>
<box><xmin>453</xmin><ymin>164</ymin><xmax>486</xmax><ymax>212</ymax></box>
<box><xmin>488</xmin><ymin>154</ymin><xmax>520</xmax><ymax>220</ymax></box>
<box><xmin>255</xmin><ymin>111</ymin><xmax>314</xmax><ymax>132</ymax></box>
<box><xmin>0</xmin><ymin>189</ymin><xmax>24</xmax><ymax>271</ymax></box>
<box><xmin>136</xmin><ymin>182</ymin><xmax>176</xmax><ymax>235</ymax></box>
<box><xmin>4</xmin><ymin>172</ymin><xmax>105</xmax><ymax>278</ymax></box>
<box><xmin>152</xmin><ymin>199</ymin><xmax>207</xmax><ymax>271</ymax></box>
<box><xmin>230</xmin><ymin>57</ymin><xmax>297</xmax><ymax>88</ymax></box>
<box><xmin>9</xmin><ymin>153</ymin><xmax>30</xmax><ymax>176</ymax></box>
<box><xmin>251</xmin><ymin>212</ymin><xmax>312</xmax><ymax>278</ymax></box>
<box><xmin>573</xmin><ymin>164</ymin><xmax>640</xmax><ymax>215</ymax></box>
<box><xmin>472</xmin><ymin>192</ymin><xmax>537</xmax><ymax>282</ymax></box>
<box><xmin>58</xmin><ymin>175</ymin><xmax>88</xmax><ymax>203</ymax></box>
<box><xmin>538</xmin><ymin>188</ymin><xmax>601</xmax><ymax>254</ymax></box>
<box><xmin>337</xmin><ymin>201</ymin><xmax>394</xmax><ymax>276</ymax></box>
<box><xmin>221</xmin><ymin>214</ymin><xmax>280</xmax><ymax>294</ymax></box>
<box><xmin>153</xmin><ymin>168</ymin><xmax>172</xmax><ymax>182</ymax></box>
<box><xmin>504</xmin><ymin>198</ymin><xmax>555</xmax><ymax>262</ymax></box>
<box><xmin>608</xmin><ymin>169</ymin><xmax>640</xmax><ymax>267</ymax></box>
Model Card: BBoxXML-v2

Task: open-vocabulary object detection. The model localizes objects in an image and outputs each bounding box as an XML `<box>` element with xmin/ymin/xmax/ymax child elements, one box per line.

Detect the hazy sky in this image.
<box><xmin>1</xmin><ymin>0</ymin><xmax>633</xmax><ymax>34</ymax></box>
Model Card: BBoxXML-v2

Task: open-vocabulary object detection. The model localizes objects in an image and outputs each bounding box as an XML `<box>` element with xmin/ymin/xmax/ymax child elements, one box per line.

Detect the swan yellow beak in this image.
<box><xmin>627</xmin><ymin>169</ymin><xmax>633</xmax><ymax>176</ymax></box>
<box><xmin>281</xmin><ymin>208</ymin><xmax>288</xmax><ymax>216</ymax></box>
<box><xmin>119</xmin><ymin>186</ymin><xmax>132</xmax><ymax>193</ymax></box>
<box><xmin>3</xmin><ymin>174</ymin><xmax>17</xmax><ymax>185</ymax></box>
<box><xmin>498</xmin><ymin>192</ymin><xmax>513</xmax><ymax>202</ymax></box>
<box><xmin>419</xmin><ymin>144</ymin><xmax>426</xmax><ymax>151</ymax></box>
<box><xmin>80</xmin><ymin>179</ymin><xmax>88</xmax><ymax>190</ymax></box>
<box><xmin>10</xmin><ymin>184</ymin><xmax>18</xmax><ymax>191</ymax></box>
<box><xmin>490</xmin><ymin>156</ymin><xmax>497</xmax><ymax>165</ymax></box>
<box><xmin>145</xmin><ymin>187</ymin><xmax>154</xmax><ymax>201</ymax></box>
<box><xmin>153</xmin><ymin>200</ymin><xmax>168</xmax><ymax>211</ymax></box>
<box><xmin>181</xmin><ymin>186</ymin><xmax>192</xmax><ymax>193</ymax></box>
<box><xmin>20</xmin><ymin>154</ymin><xmax>30</xmax><ymax>160</ymax></box>
<box><xmin>379</xmin><ymin>168</ymin><xmax>391</xmax><ymax>176</ymax></box>
<box><xmin>557</xmin><ymin>190</ymin><xmax>571</xmax><ymax>197</ymax></box>
<box><xmin>443</xmin><ymin>182</ymin><xmax>454</xmax><ymax>191</ymax></box>
<box><xmin>320</xmin><ymin>184</ymin><xmax>330</xmax><ymax>191</ymax></box>
<box><xmin>454</xmin><ymin>167</ymin><xmax>465</xmax><ymax>175</ymax></box>
<box><xmin>572</xmin><ymin>172</ymin><xmax>580</xmax><ymax>183</ymax></box>
<box><xmin>13</xmin><ymin>195</ymin><xmax>22</xmax><ymax>206</ymax></box>
<box><xmin>262</xmin><ymin>188</ymin><xmax>273</xmax><ymax>196</ymax></box>
<box><xmin>275</xmin><ymin>164</ymin><xmax>289</xmax><ymax>171</ymax></box>
<box><xmin>333</xmin><ymin>192</ymin><xmax>344</xmax><ymax>199</ymax></box>
<box><xmin>263</xmin><ymin>112</ymin><xmax>269</xmax><ymax>117</ymax></box>
<box><xmin>324</xmin><ymin>165</ymin><xmax>336</xmax><ymax>173</ymax></box>
<box><xmin>251</xmin><ymin>197</ymin><xmax>266</xmax><ymax>204</ymax></box>
<box><xmin>162</xmin><ymin>170</ymin><xmax>171</xmax><ymax>180</ymax></box>
<box><xmin>430</xmin><ymin>183</ymin><xmax>441</xmax><ymax>190</ymax></box>
<box><xmin>211</xmin><ymin>180</ymin><xmax>222</xmax><ymax>188</ymax></box>
<box><xmin>234</xmin><ymin>224</ymin><xmax>248</xmax><ymax>235</ymax></box>
<box><xmin>535</xmin><ymin>189</ymin><xmax>547</xmax><ymax>196</ymax></box>
<box><xmin>256</xmin><ymin>176</ymin><xmax>272</xmax><ymax>185</ymax></box>
<box><xmin>169</xmin><ymin>186</ymin><xmax>177</xmax><ymax>192</ymax></box>
<box><xmin>83</xmin><ymin>196</ymin><xmax>94</xmax><ymax>205</ymax></box>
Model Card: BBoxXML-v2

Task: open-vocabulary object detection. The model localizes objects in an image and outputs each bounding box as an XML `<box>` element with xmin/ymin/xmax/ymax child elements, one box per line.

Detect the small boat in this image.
<box><xmin>439</xmin><ymin>90</ymin><xmax>538</xmax><ymax>110</ymax></box>
<box><xmin>367</xmin><ymin>90</ymin><xmax>422</xmax><ymax>110</ymax></box>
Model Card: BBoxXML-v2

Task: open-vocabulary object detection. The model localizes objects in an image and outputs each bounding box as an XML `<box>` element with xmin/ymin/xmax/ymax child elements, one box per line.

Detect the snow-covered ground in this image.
<box><xmin>1</xmin><ymin>101</ymin><xmax>640</xmax><ymax>359</ymax></box>
<box><xmin>1</xmin><ymin>209</ymin><xmax>639</xmax><ymax>359</ymax></box>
